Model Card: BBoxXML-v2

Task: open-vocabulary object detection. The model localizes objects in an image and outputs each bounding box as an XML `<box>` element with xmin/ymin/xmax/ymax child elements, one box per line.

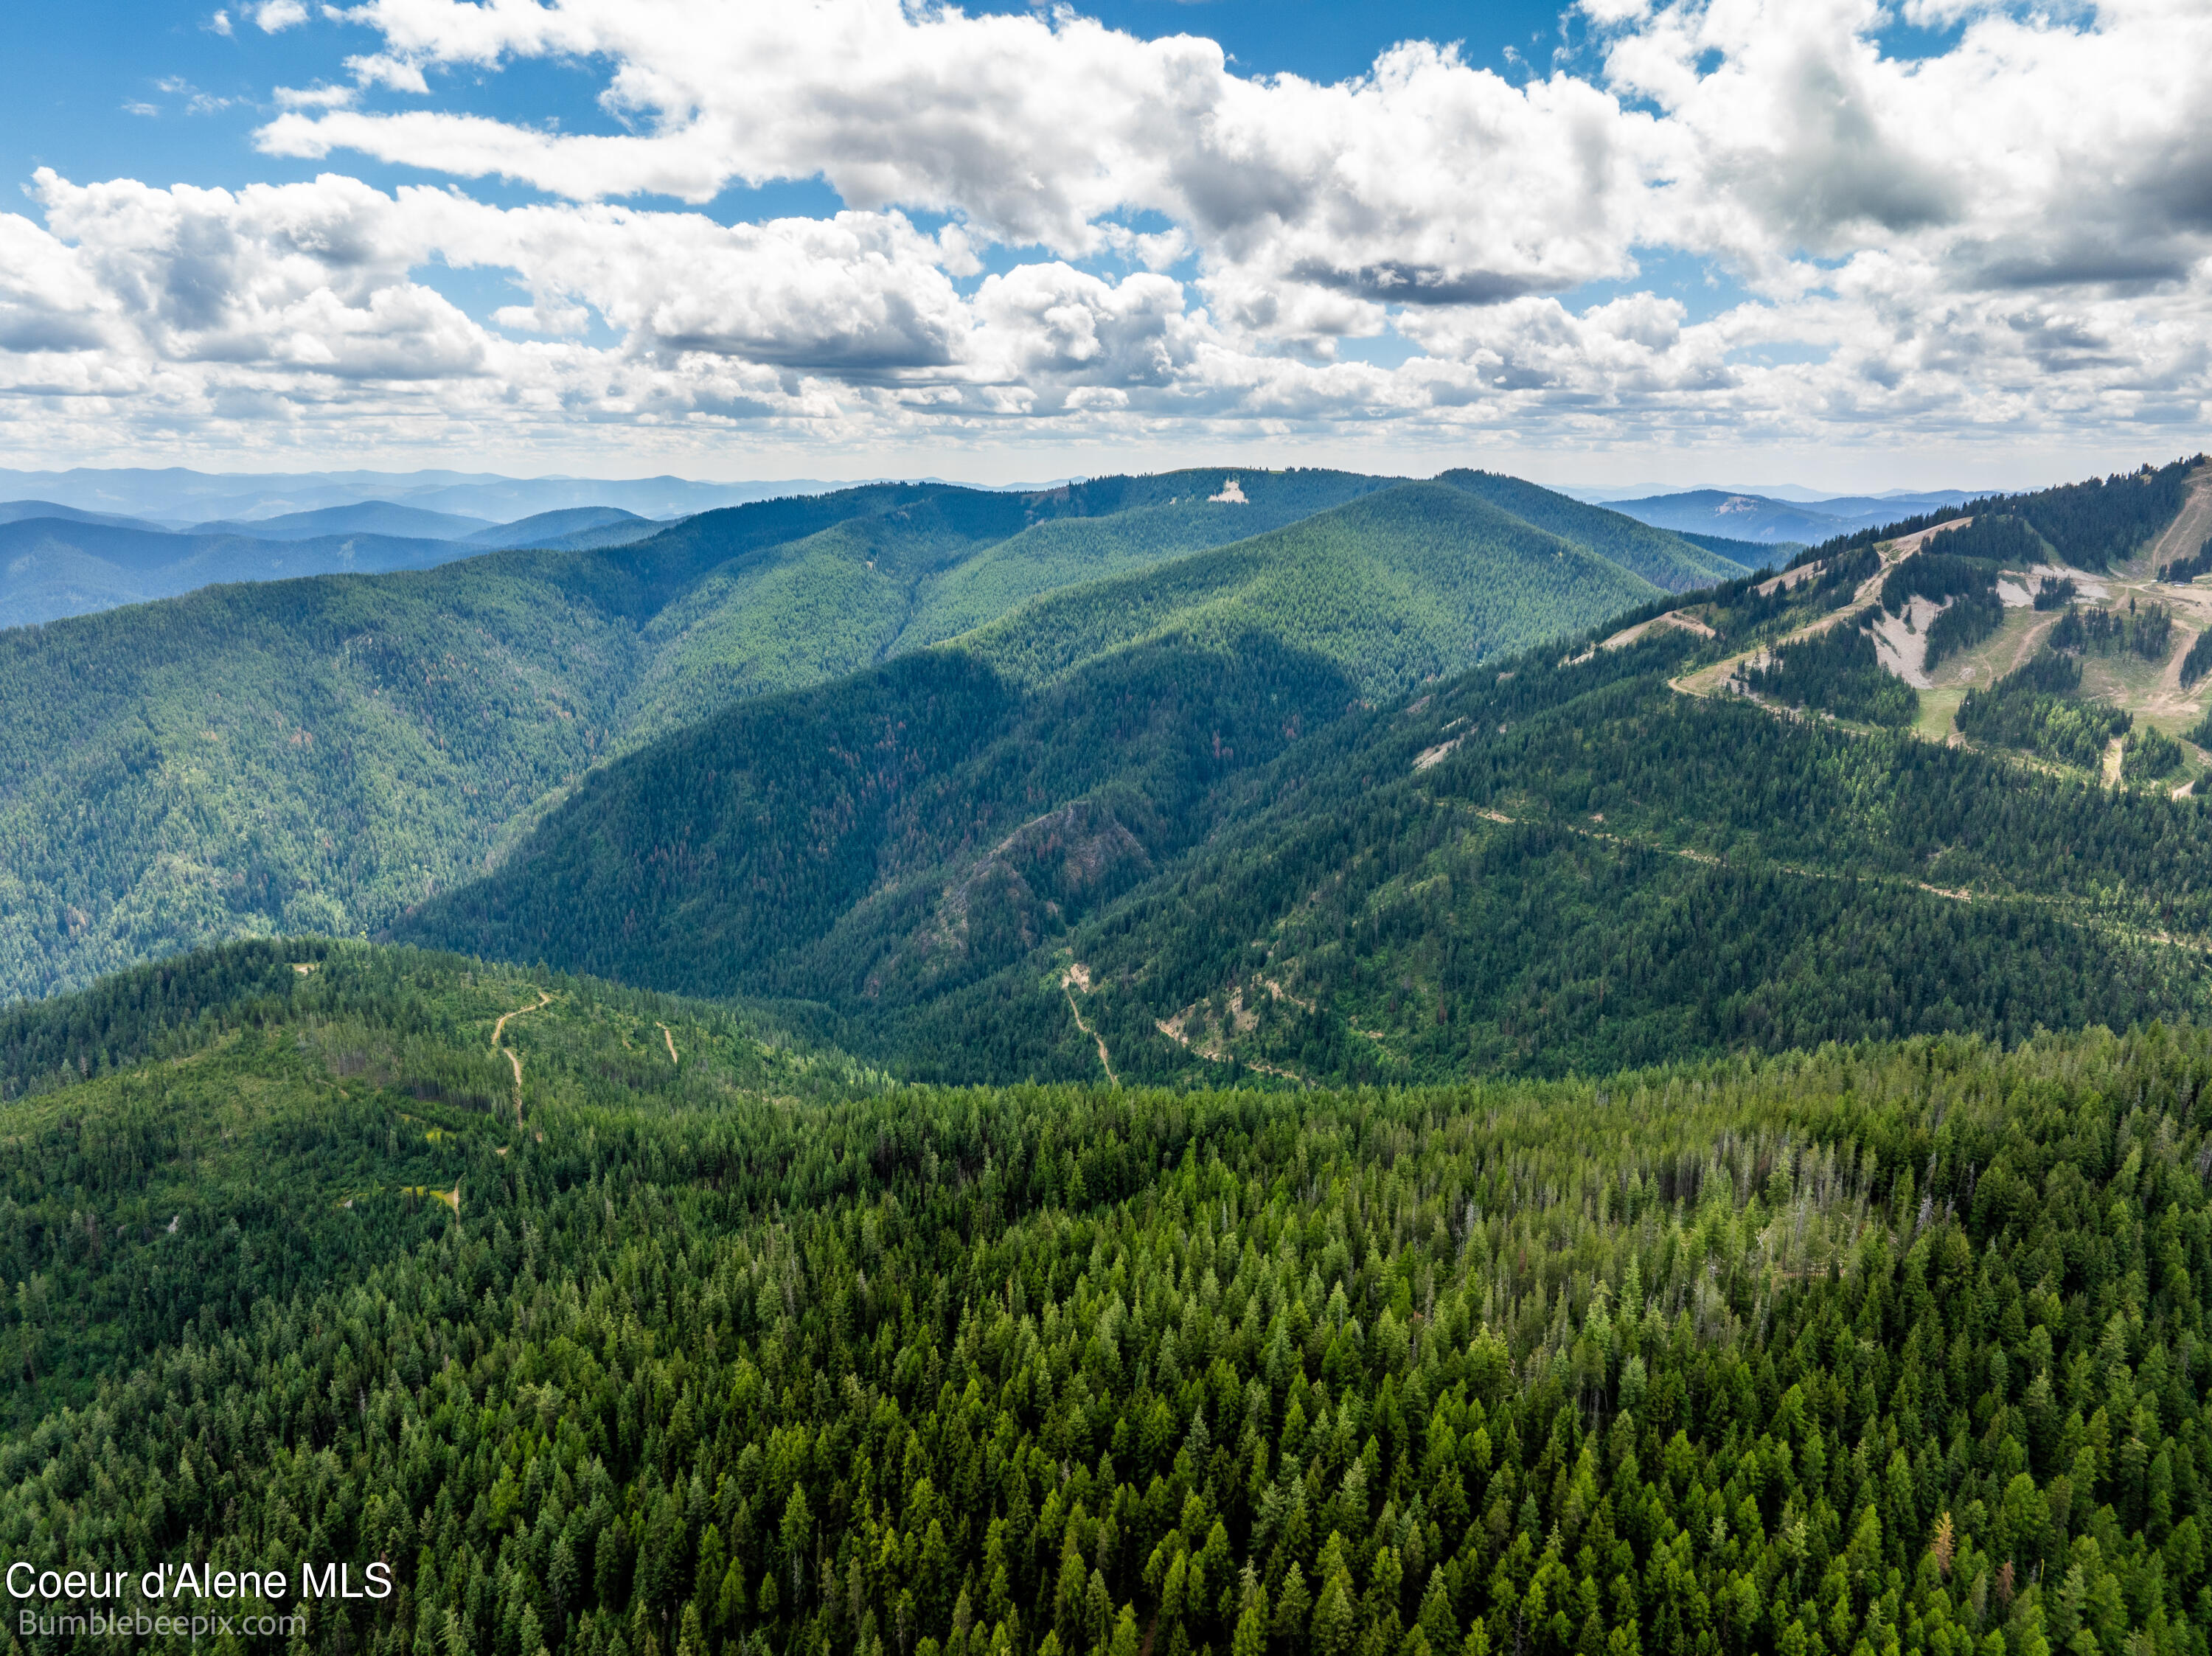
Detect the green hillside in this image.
<box><xmin>959</xmin><ymin>482</ymin><xmax>1662</xmax><ymax>695</ymax></box>
<box><xmin>887</xmin><ymin>470</ymin><xmax>1399</xmax><ymax>651</ymax></box>
<box><xmin>402</xmin><ymin>479</ymin><xmax>2212</xmax><ymax>1090</ymax></box>
<box><xmin>886</xmin><ymin>620</ymin><xmax>2212</xmax><ymax>1088</ymax></box>
<box><xmin>1434</xmin><ymin>470</ymin><xmax>1753</xmax><ymax>590</ymax></box>
<box><xmin>2</xmin><ymin>939</ymin><xmax>2209</xmax><ymax>1656</ymax></box>
<box><xmin>613</xmin><ymin>488</ymin><xmax>1037</xmax><ymax>742</ymax></box>
<box><xmin>394</xmin><ymin>636</ymin><xmax>1362</xmax><ymax>1005</ymax></box>
<box><xmin>0</xmin><ymin>471</ymin><xmax>1700</xmax><ymax>1004</ymax></box>
<box><xmin>0</xmin><ymin>479</ymin><xmax>1020</xmax><ymax>1003</ymax></box>
<box><xmin>0</xmin><ymin>941</ymin><xmax>874</xmax><ymax>1424</ymax></box>
<box><xmin>0</xmin><ymin>551</ymin><xmax>646</xmax><ymax>1002</ymax></box>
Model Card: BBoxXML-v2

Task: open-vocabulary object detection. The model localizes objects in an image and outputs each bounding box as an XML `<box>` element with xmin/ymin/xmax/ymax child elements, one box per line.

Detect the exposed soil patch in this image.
<box><xmin>1677</xmin><ymin>520</ymin><xmax>1970</xmax><ymax>702</ymax></box>
<box><xmin>1754</xmin><ymin>563</ymin><xmax>1823</xmax><ymax>597</ymax></box>
<box><xmin>1868</xmin><ymin>596</ymin><xmax>1946</xmax><ymax>688</ymax></box>
<box><xmin>1155</xmin><ymin>978</ymin><xmax>1313</xmax><ymax>1084</ymax></box>
<box><xmin>1886</xmin><ymin>518</ymin><xmax>1976</xmax><ymax>557</ymax></box>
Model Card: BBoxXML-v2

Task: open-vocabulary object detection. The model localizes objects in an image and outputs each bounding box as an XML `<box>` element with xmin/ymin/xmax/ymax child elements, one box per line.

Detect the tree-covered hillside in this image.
<box><xmin>403</xmin><ymin>541</ymin><xmax>2212</xmax><ymax>1090</ymax></box>
<box><xmin>0</xmin><ymin>472</ymin><xmax>1718</xmax><ymax>1006</ymax></box>
<box><xmin>931</xmin><ymin>623</ymin><xmax>2212</xmax><ymax>1088</ymax></box>
<box><xmin>1433</xmin><ymin>473</ymin><xmax>1756</xmax><ymax>591</ymax></box>
<box><xmin>958</xmin><ymin>484</ymin><xmax>1663</xmax><ymax>696</ymax></box>
<box><xmin>394</xmin><ymin>636</ymin><xmax>1362</xmax><ymax>1008</ymax></box>
<box><xmin>3</xmin><ymin>942</ymin><xmax>2211</xmax><ymax>1656</ymax></box>
<box><xmin>881</xmin><ymin>471</ymin><xmax>1405</xmax><ymax>653</ymax></box>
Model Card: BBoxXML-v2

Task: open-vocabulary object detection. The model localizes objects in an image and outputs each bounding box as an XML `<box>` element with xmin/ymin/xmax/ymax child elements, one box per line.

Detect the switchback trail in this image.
<box><xmin>491</xmin><ymin>990</ymin><xmax>555</xmax><ymax>1126</ymax></box>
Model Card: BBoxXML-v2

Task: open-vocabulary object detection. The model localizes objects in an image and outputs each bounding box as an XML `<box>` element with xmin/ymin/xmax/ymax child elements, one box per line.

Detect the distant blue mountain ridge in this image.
<box><xmin>1601</xmin><ymin>487</ymin><xmax>1976</xmax><ymax>543</ymax></box>
<box><xmin>184</xmin><ymin>501</ymin><xmax>497</xmax><ymax>541</ymax></box>
<box><xmin>0</xmin><ymin>502</ymin><xmax>671</xmax><ymax>630</ymax></box>
<box><xmin>0</xmin><ymin>467</ymin><xmax>872</xmax><ymax>526</ymax></box>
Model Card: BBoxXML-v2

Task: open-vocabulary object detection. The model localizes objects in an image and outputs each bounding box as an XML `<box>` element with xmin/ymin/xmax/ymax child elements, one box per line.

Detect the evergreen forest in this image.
<box><xmin>1741</xmin><ymin>629</ymin><xmax>1919</xmax><ymax>727</ymax></box>
<box><xmin>395</xmin><ymin>468</ymin><xmax>2212</xmax><ymax>1090</ymax></box>
<box><xmin>3</xmin><ymin>453</ymin><xmax>2212</xmax><ymax>1656</ymax></box>
<box><xmin>7</xmin><ymin>947</ymin><xmax>2212</xmax><ymax>1656</ymax></box>
<box><xmin>0</xmin><ymin>471</ymin><xmax>1737</xmax><ymax>1005</ymax></box>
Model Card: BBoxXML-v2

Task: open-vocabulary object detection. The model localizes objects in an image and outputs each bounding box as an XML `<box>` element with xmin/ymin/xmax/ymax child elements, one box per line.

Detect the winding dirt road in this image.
<box><xmin>491</xmin><ymin>989</ymin><xmax>554</xmax><ymax>1126</ymax></box>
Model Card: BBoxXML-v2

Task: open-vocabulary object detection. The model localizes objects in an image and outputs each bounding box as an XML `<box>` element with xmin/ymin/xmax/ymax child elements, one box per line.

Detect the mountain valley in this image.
<box><xmin>380</xmin><ymin>459</ymin><xmax>2212</xmax><ymax>1093</ymax></box>
<box><xmin>0</xmin><ymin>469</ymin><xmax>1745</xmax><ymax>1001</ymax></box>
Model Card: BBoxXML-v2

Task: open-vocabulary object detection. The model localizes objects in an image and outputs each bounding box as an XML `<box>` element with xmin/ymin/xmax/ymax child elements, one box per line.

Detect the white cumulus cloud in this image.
<box><xmin>1</xmin><ymin>0</ymin><xmax>2208</xmax><ymax>471</ymax></box>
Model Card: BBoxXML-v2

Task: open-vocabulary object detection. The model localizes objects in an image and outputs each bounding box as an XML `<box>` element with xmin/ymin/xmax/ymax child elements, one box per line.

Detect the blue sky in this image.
<box><xmin>7</xmin><ymin>2</ymin><xmax>1596</xmax><ymax>220</ymax></box>
<box><xmin>0</xmin><ymin>1</ymin><xmax>2202</xmax><ymax>490</ymax></box>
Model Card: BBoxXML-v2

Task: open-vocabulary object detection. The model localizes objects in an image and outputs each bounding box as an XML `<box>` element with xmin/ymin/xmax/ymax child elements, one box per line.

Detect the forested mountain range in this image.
<box><xmin>394</xmin><ymin>458</ymin><xmax>2212</xmax><ymax>1091</ymax></box>
<box><xmin>397</xmin><ymin>597</ymin><xmax>2212</xmax><ymax>1088</ymax></box>
<box><xmin>4</xmin><ymin>457</ymin><xmax>2212</xmax><ymax>1656</ymax></box>
<box><xmin>0</xmin><ymin>470</ymin><xmax>1741</xmax><ymax>1003</ymax></box>
<box><xmin>1</xmin><ymin>475</ymin><xmax>1763</xmax><ymax>634</ymax></box>
<box><xmin>1</xmin><ymin>939</ymin><xmax>2208</xmax><ymax>1656</ymax></box>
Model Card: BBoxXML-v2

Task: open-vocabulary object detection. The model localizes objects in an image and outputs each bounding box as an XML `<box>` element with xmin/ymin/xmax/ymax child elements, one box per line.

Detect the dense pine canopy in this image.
<box><xmin>2</xmin><ymin>947</ymin><xmax>2212</xmax><ymax>1656</ymax></box>
<box><xmin>0</xmin><ymin>472</ymin><xmax>1725</xmax><ymax>1006</ymax></box>
<box><xmin>403</xmin><ymin>605</ymin><xmax>2212</xmax><ymax>1091</ymax></box>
